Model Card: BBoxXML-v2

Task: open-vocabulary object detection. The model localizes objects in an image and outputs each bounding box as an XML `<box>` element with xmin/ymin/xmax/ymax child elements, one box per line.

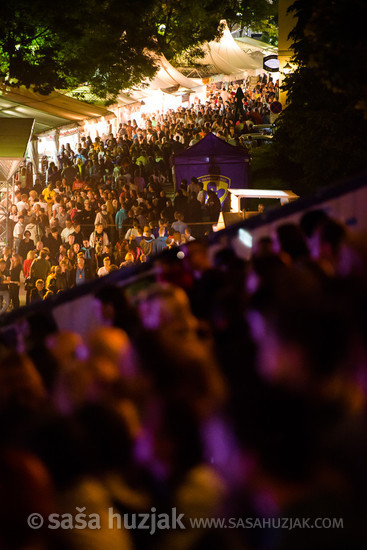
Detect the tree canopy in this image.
<box><xmin>0</xmin><ymin>0</ymin><xmax>159</xmax><ymax>98</ymax></box>
<box><xmin>274</xmin><ymin>0</ymin><xmax>367</xmax><ymax>192</ymax></box>
<box><xmin>0</xmin><ymin>0</ymin><xmax>277</xmax><ymax>100</ymax></box>
<box><xmin>227</xmin><ymin>0</ymin><xmax>278</xmax><ymax>46</ymax></box>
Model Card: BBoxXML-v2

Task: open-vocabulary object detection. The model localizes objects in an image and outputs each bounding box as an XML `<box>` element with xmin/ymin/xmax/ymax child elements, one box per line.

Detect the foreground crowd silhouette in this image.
<box><xmin>1</xmin><ymin>208</ymin><xmax>367</xmax><ymax>549</ymax></box>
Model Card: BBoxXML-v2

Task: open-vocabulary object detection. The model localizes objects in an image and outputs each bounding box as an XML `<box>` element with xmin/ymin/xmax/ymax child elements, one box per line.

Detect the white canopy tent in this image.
<box><xmin>116</xmin><ymin>54</ymin><xmax>205</xmax><ymax>122</ymax></box>
<box><xmin>196</xmin><ymin>21</ymin><xmax>261</xmax><ymax>76</ymax></box>
<box><xmin>235</xmin><ymin>35</ymin><xmax>277</xmax><ymax>58</ymax></box>
<box><xmin>144</xmin><ymin>55</ymin><xmax>201</xmax><ymax>92</ymax></box>
<box><xmin>118</xmin><ymin>54</ymin><xmax>203</xmax><ymax>101</ymax></box>
<box><xmin>235</xmin><ymin>35</ymin><xmax>279</xmax><ymax>80</ymax></box>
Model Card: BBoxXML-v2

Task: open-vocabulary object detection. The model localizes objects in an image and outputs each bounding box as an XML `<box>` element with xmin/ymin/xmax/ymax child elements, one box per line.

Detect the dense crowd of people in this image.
<box><xmin>0</xmin><ymin>74</ymin><xmax>277</xmax><ymax>313</ymax></box>
<box><xmin>1</xmin><ymin>208</ymin><xmax>367</xmax><ymax>549</ymax></box>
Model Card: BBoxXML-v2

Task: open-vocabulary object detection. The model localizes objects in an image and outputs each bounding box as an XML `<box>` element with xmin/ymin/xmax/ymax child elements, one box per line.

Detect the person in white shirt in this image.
<box><xmin>13</xmin><ymin>216</ymin><xmax>25</xmax><ymax>252</ymax></box>
<box><xmin>16</xmin><ymin>193</ymin><xmax>29</xmax><ymax>213</ymax></box>
<box><xmin>60</xmin><ymin>219</ymin><xmax>75</xmax><ymax>243</ymax></box>
<box><xmin>52</xmin><ymin>196</ymin><xmax>63</xmax><ymax>216</ymax></box>
<box><xmin>125</xmin><ymin>221</ymin><xmax>140</xmax><ymax>240</ymax></box>
<box><xmin>89</xmin><ymin>223</ymin><xmax>109</xmax><ymax>248</ymax></box>
<box><xmin>197</xmin><ymin>181</ymin><xmax>207</xmax><ymax>206</ymax></box>
<box><xmin>194</xmin><ymin>101</ymin><xmax>202</xmax><ymax>113</ymax></box>
<box><xmin>97</xmin><ymin>256</ymin><xmax>111</xmax><ymax>277</ymax></box>
<box><xmin>25</xmin><ymin>216</ymin><xmax>42</xmax><ymax>244</ymax></box>
<box><xmin>55</xmin><ymin>207</ymin><xmax>68</xmax><ymax>229</ymax></box>
<box><xmin>12</xmin><ymin>189</ymin><xmax>22</xmax><ymax>206</ymax></box>
<box><xmin>221</xmin><ymin>87</ymin><xmax>229</xmax><ymax>103</ymax></box>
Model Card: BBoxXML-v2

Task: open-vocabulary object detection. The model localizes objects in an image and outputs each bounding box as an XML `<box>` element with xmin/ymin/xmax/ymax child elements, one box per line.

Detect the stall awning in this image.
<box><xmin>0</xmin><ymin>84</ymin><xmax>114</xmax><ymax>135</ymax></box>
<box><xmin>0</xmin><ymin>118</ymin><xmax>35</xmax><ymax>181</ymax></box>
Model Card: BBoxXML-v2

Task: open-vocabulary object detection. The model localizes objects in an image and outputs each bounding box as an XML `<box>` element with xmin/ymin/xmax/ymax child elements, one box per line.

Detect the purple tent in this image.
<box><xmin>173</xmin><ymin>133</ymin><xmax>250</xmax><ymax>207</ymax></box>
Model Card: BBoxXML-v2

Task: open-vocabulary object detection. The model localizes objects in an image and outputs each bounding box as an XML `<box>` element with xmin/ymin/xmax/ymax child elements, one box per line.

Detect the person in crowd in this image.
<box><xmin>46</xmin><ymin>265</ymin><xmax>67</xmax><ymax>294</ymax></box>
<box><xmin>97</xmin><ymin>256</ymin><xmax>112</xmax><ymax>277</ymax></box>
<box><xmin>30</xmin><ymin>278</ymin><xmax>47</xmax><ymax>302</ymax></box>
<box><xmin>162</xmin><ymin>198</ymin><xmax>175</xmax><ymax>223</ymax></box>
<box><xmin>151</xmin><ymin>226</ymin><xmax>168</xmax><ymax>256</ymax></box>
<box><xmin>115</xmin><ymin>202</ymin><xmax>128</xmax><ymax>239</ymax></box>
<box><xmin>66</xmin><ymin>247</ymin><xmax>77</xmax><ymax>268</ymax></box>
<box><xmin>74</xmin><ymin>253</ymin><xmax>92</xmax><ymax>285</ymax></box>
<box><xmin>188</xmin><ymin>176</ymin><xmax>201</xmax><ymax>196</ymax></box>
<box><xmin>120</xmin><ymin>251</ymin><xmax>135</xmax><ymax>267</ymax></box>
<box><xmin>44</xmin><ymin>227</ymin><xmax>63</xmax><ymax>265</ymax></box>
<box><xmin>186</xmin><ymin>192</ymin><xmax>202</xmax><ymax>223</ymax></box>
<box><xmin>125</xmin><ymin>220</ymin><xmax>140</xmax><ymax>241</ymax></box>
<box><xmin>30</xmin><ymin>249</ymin><xmax>51</xmax><ymax>283</ymax></box>
<box><xmin>183</xmin><ymin>226</ymin><xmax>195</xmax><ymax>243</ymax></box>
<box><xmin>23</xmin><ymin>249</ymin><xmax>36</xmax><ymax>280</ymax></box>
<box><xmin>171</xmin><ymin>211</ymin><xmax>188</xmax><ymax>234</ymax></box>
<box><xmin>8</xmin><ymin>253</ymin><xmax>22</xmax><ymax>309</ymax></box>
<box><xmin>0</xmin><ymin>258</ymin><xmax>10</xmax><ymax>313</ymax></box>
<box><xmin>65</xmin><ymin>232</ymin><xmax>76</xmax><ymax>252</ymax></box>
<box><xmin>12</xmin><ymin>214</ymin><xmax>25</xmax><ymax>253</ymax></box>
<box><xmin>206</xmin><ymin>189</ymin><xmax>222</xmax><ymax>221</ymax></box>
<box><xmin>89</xmin><ymin>222</ymin><xmax>109</xmax><ymax>249</ymax></box>
<box><xmin>1</xmin><ymin>246</ymin><xmax>12</xmax><ymax>272</ymax></box>
<box><xmin>127</xmin><ymin>239</ymin><xmax>143</xmax><ymax>263</ymax></box>
<box><xmin>60</xmin><ymin>218</ymin><xmax>75</xmax><ymax>243</ymax></box>
<box><xmin>140</xmin><ymin>228</ymin><xmax>155</xmax><ymax>258</ymax></box>
<box><xmin>94</xmin><ymin>203</ymin><xmax>112</xmax><ymax>231</ymax></box>
<box><xmin>174</xmin><ymin>189</ymin><xmax>187</xmax><ymax>213</ymax></box>
<box><xmin>81</xmin><ymin>239</ymin><xmax>98</xmax><ymax>278</ymax></box>
<box><xmin>80</xmin><ymin>200</ymin><xmax>95</xmax><ymax>236</ymax></box>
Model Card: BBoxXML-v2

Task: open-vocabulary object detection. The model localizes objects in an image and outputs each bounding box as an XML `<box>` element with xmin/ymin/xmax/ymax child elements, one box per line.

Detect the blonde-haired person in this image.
<box><xmin>120</xmin><ymin>252</ymin><xmax>135</xmax><ymax>268</ymax></box>
<box><xmin>23</xmin><ymin>250</ymin><xmax>35</xmax><ymax>280</ymax></box>
<box><xmin>45</xmin><ymin>266</ymin><xmax>57</xmax><ymax>292</ymax></box>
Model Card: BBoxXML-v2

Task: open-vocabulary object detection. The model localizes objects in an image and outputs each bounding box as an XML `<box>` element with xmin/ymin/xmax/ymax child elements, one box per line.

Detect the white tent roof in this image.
<box><xmin>235</xmin><ymin>35</ymin><xmax>277</xmax><ymax>55</ymax></box>
<box><xmin>196</xmin><ymin>21</ymin><xmax>261</xmax><ymax>74</ymax></box>
<box><xmin>235</xmin><ymin>36</ymin><xmax>277</xmax><ymax>67</ymax></box>
<box><xmin>117</xmin><ymin>54</ymin><xmax>201</xmax><ymax>106</ymax></box>
<box><xmin>116</xmin><ymin>87</ymin><xmax>162</xmax><ymax>105</ymax></box>
<box><xmin>146</xmin><ymin>55</ymin><xmax>200</xmax><ymax>91</ymax></box>
<box><xmin>0</xmin><ymin>118</ymin><xmax>34</xmax><ymax>181</ymax></box>
<box><xmin>116</xmin><ymin>92</ymin><xmax>142</xmax><ymax>105</ymax></box>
